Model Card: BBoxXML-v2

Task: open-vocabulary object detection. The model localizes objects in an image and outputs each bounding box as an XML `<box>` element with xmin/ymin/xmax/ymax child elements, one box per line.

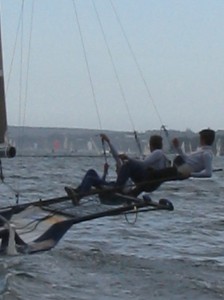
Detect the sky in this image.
<box><xmin>0</xmin><ymin>0</ymin><xmax>224</xmax><ymax>133</ymax></box>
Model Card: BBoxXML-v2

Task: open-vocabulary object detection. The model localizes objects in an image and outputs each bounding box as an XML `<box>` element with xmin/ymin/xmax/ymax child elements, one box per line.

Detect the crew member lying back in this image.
<box><xmin>172</xmin><ymin>128</ymin><xmax>215</xmax><ymax>178</ymax></box>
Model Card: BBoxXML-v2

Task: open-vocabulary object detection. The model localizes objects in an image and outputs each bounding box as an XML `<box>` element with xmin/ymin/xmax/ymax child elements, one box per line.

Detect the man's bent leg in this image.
<box><xmin>116</xmin><ymin>160</ymin><xmax>144</xmax><ymax>187</ymax></box>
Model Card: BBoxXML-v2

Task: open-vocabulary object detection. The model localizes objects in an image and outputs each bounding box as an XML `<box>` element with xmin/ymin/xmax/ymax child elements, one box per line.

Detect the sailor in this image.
<box><xmin>172</xmin><ymin>128</ymin><xmax>215</xmax><ymax>178</ymax></box>
<box><xmin>115</xmin><ymin>135</ymin><xmax>171</xmax><ymax>190</ymax></box>
<box><xmin>64</xmin><ymin>134</ymin><xmax>123</xmax><ymax>204</ymax></box>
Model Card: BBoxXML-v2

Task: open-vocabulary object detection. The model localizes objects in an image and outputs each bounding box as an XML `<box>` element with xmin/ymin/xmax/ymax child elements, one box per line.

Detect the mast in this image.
<box><xmin>0</xmin><ymin>17</ymin><xmax>7</xmax><ymax>144</ymax></box>
<box><xmin>0</xmin><ymin>16</ymin><xmax>16</xmax><ymax>158</ymax></box>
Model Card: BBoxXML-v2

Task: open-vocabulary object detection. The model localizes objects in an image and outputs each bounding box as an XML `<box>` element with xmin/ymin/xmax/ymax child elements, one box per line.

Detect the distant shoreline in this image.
<box><xmin>7</xmin><ymin>126</ymin><xmax>224</xmax><ymax>156</ymax></box>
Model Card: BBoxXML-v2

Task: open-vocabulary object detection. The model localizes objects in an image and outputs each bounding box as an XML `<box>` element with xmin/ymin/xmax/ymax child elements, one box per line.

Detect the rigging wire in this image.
<box><xmin>17</xmin><ymin>0</ymin><xmax>36</xmax><ymax>192</ymax></box>
<box><xmin>109</xmin><ymin>0</ymin><xmax>163</xmax><ymax>123</ymax></box>
<box><xmin>92</xmin><ymin>0</ymin><xmax>135</xmax><ymax>130</ymax></box>
<box><xmin>1</xmin><ymin>1</ymin><xmax>37</xmax><ymax>205</ymax></box>
<box><xmin>4</xmin><ymin>3</ymin><xmax>23</xmax><ymax>95</ymax></box>
<box><xmin>109</xmin><ymin>0</ymin><xmax>170</xmax><ymax>144</ymax></box>
<box><xmin>18</xmin><ymin>0</ymin><xmax>24</xmax><ymax>131</ymax></box>
<box><xmin>71</xmin><ymin>0</ymin><xmax>110</xmax><ymax>162</ymax></box>
<box><xmin>71</xmin><ymin>0</ymin><xmax>103</xmax><ymax>130</ymax></box>
<box><xmin>14</xmin><ymin>0</ymin><xmax>26</xmax><ymax>204</ymax></box>
<box><xmin>91</xmin><ymin>0</ymin><xmax>144</xmax><ymax>158</ymax></box>
<box><xmin>22</xmin><ymin>0</ymin><xmax>35</xmax><ymax>128</ymax></box>
<box><xmin>5</xmin><ymin>0</ymin><xmax>36</xmax><ymax>132</ymax></box>
<box><xmin>0</xmin><ymin>1</ymin><xmax>29</xmax><ymax>203</ymax></box>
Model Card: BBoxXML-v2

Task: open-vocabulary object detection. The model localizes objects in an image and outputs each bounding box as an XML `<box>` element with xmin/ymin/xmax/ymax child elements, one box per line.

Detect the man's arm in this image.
<box><xmin>141</xmin><ymin>150</ymin><xmax>164</xmax><ymax>168</ymax></box>
<box><xmin>100</xmin><ymin>134</ymin><xmax>122</xmax><ymax>170</ymax></box>
<box><xmin>126</xmin><ymin>150</ymin><xmax>163</xmax><ymax>168</ymax></box>
<box><xmin>191</xmin><ymin>152</ymin><xmax>213</xmax><ymax>178</ymax></box>
<box><xmin>172</xmin><ymin>138</ymin><xmax>188</xmax><ymax>160</ymax></box>
<box><xmin>101</xmin><ymin>163</ymin><xmax>109</xmax><ymax>181</ymax></box>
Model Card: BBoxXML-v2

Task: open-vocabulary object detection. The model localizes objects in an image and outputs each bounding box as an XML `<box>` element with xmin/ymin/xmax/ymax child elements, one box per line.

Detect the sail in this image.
<box><xmin>0</xmin><ymin>19</ymin><xmax>7</xmax><ymax>144</ymax></box>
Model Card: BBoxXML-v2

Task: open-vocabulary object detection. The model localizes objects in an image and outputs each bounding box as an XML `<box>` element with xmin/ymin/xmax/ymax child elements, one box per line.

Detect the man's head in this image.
<box><xmin>149</xmin><ymin>135</ymin><xmax>163</xmax><ymax>152</ymax></box>
<box><xmin>199</xmin><ymin>129</ymin><xmax>215</xmax><ymax>146</ymax></box>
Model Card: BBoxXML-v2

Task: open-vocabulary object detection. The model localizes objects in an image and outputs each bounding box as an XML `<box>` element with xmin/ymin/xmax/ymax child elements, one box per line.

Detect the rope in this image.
<box><xmin>109</xmin><ymin>1</ymin><xmax>172</xmax><ymax>148</ymax></box>
<box><xmin>5</xmin><ymin>3</ymin><xmax>24</xmax><ymax>95</ymax></box>
<box><xmin>124</xmin><ymin>205</ymin><xmax>138</xmax><ymax>224</ymax></box>
<box><xmin>18</xmin><ymin>0</ymin><xmax>24</xmax><ymax>132</ymax></box>
<box><xmin>71</xmin><ymin>0</ymin><xmax>102</xmax><ymax>130</ymax></box>
<box><xmin>92</xmin><ymin>0</ymin><xmax>144</xmax><ymax>156</ymax></box>
<box><xmin>109</xmin><ymin>0</ymin><xmax>164</xmax><ymax>127</ymax></box>
<box><xmin>72</xmin><ymin>0</ymin><xmax>112</xmax><ymax>160</ymax></box>
<box><xmin>92</xmin><ymin>0</ymin><xmax>135</xmax><ymax>130</ymax></box>
<box><xmin>3</xmin><ymin>1</ymin><xmax>27</xmax><ymax>204</ymax></box>
<box><xmin>22</xmin><ymin>0</ymin><xmax>35</xmax><ymax>128</ymax></box>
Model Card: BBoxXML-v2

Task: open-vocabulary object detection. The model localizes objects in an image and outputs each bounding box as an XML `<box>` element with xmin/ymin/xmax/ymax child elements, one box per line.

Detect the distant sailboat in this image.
<box><xmin>216</xmin><ymin>138</ymin><xmax>221</xmax><ymax>156</ymax></box>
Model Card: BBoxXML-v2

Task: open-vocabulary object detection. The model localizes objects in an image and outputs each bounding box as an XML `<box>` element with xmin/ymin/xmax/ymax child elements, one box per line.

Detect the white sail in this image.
<box><xmin>216</xmin><ymin>138</ymin><xmax>221</xmax><ymax>156</ymax></box>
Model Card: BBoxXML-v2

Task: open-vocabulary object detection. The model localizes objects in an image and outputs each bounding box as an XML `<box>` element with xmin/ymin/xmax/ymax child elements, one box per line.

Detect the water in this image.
<box><xmin>0</xmin><ymin>156</ymin><xmax>224</xmax><ymax>299</ymax></box>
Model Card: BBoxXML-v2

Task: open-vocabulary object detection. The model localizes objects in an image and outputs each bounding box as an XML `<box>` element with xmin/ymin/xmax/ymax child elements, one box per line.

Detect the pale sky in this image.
<box><xmin>1</xmin><ymin>0</ymin><xmax>224</xmax><ymax>132</ymax></box>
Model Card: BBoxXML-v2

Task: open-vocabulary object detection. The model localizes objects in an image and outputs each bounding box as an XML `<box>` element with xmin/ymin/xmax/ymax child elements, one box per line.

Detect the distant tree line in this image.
<box><xmin>7</xmin><ymin>126</ymin><xmax>224</xmax><ymax>156</ymax></box>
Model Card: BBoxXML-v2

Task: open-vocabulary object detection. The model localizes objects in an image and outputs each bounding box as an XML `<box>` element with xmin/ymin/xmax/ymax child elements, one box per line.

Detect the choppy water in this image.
<box><xmin>0</xmin><ymin>156</ymin><xmax>224</xmax><ymax>300</ymax></box>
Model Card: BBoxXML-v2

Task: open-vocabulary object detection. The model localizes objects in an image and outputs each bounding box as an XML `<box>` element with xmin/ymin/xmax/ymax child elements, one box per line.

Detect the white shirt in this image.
<box><xmin>176</xmin><ymin>146</ymin><xmax>213</xmax><ymax>178</ymax></box>
<box><xmin>130</xmin><ymin>149</ymin><xmax>169</xmax><ymax>170</ymax></box>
